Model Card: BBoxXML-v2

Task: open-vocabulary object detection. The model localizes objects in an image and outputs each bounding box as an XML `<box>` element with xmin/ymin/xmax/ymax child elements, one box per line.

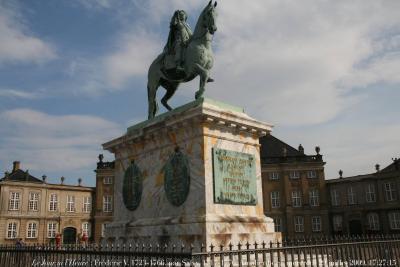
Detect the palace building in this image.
<box><xmin>260</xmin><ymin>135</ymin><xmax>330</xmax><ymax>238</ymax></box>
<box><xmin>326</xmin><ymin>158</ymin><xmax>400</xmax><ymax>235</ymax></box>
<box><xmin>0</xmin><ymin>158</ymin><xmax>115</xmax><ymax>245</ymax></box>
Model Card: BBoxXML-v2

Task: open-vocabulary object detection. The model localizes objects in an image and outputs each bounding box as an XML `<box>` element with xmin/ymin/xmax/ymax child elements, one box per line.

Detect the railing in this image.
<box><xmin>1</xmin><ymin>235</ymin><xmax>399</xmax><ymax>266</ymax></box>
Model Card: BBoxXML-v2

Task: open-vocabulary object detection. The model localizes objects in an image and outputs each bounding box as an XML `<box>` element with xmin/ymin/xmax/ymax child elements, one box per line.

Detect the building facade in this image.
<box><xmin>260</xmin><ymin>135</ymin><xmax>330</xmax><ymax>238</ymax></box>
<box><xmin>0</xmin><ymin>161</ymin><xmax>94</xmax><ymax>245</ymax></box>
<box><xmin>327</xmin><ymin>159</ymin><xmax>400</xmax><ymax>235</ymax></box>
<box><xmin>93</xmin><ymin>154</ymin><xmax>115</xmax><ymax>243</ymax></box>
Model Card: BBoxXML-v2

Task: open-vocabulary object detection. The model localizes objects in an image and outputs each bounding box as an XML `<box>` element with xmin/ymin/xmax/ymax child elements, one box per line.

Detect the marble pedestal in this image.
<box><xmin>102</xmin><ymin>98</ymin><xmax>280</xmax><ymax>248</ymax></box>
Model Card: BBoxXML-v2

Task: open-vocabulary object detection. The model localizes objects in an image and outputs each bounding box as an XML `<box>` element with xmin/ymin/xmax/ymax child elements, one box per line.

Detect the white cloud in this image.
<box><xmin>0</xmin><ymin>88</ymin><xmax>42</xmax><ymax>99</ymax></box>
<box><xmin>0</xmin><ymin>109</ymin><xmax>122</xmax><ymax>173</ymax></box>
<box><xmin>0</xmin><ymin>4</ymin><xmax>56</xmax><ymax>65</ymax></box>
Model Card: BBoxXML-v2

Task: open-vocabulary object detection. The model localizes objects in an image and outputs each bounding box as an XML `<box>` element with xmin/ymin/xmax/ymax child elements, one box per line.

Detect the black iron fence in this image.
<box><xmin>0</xmin><ymin>235</ymin><xmax>399</xmax><ymax>267</ymax></box>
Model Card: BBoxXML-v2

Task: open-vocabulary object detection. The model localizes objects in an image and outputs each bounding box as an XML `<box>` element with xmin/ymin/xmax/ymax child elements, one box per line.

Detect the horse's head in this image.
<box><xmin>201</xmin><ymin>1</ymin><xmax>218</xmax><ymax>34</ymax></box>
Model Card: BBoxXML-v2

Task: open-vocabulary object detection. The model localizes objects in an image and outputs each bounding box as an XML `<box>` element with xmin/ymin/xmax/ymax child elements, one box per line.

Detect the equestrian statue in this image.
<box><xmin>147</xmin><ymin>1</ymin><xmax>218</xmax><ymax>119</ymax></box>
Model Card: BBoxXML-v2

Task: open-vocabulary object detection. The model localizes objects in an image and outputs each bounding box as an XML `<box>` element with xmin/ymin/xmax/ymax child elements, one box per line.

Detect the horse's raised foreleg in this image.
<box><xmin>193</xmin><ymin>64</ymin><xmax>209</xmax><ymax>99</ymax></box>
<box><xmin>160</xmin><ymin>80</ymin><xmax>179</xmax><ymax>111</ymax></box>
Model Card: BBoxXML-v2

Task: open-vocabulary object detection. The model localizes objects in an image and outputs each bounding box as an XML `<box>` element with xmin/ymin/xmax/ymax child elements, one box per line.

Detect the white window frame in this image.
<box><xmin>289</xmin><ymin>171</ymin><xmax>300</xmax><ymax>179</ymax></box>
<box><xmin>385</xmin><ymin>182</ymin><xmax>397</xmax><ymax>202</ymax></box>
<box><xmin>83</xmin><ymin>196</ymin><xmax>91</xmax><ymax>213</ymax></box>
<box><xmin>66</xmin><ymin>195</ymin><xmax>75</xmax><ymax>212</ymax></box>
<box><xmin>26</xmin><ymin>222</ymin><xmax>38</xmax><ymax>239</ymax></box>
<box><xmin>312</xmin><ymin>216</ymin><xmax>322</xmax><ymax>232</ymax></box>
<box><xmin>331</xmin><ymin>189</ymin><xmax>340</xmax><ymax>206</ymax></box>
<box><xmin>367</xmin><ymin>213</ymin><xmax>379</xmax><ymax>231</ymax></box>
<box><xmin>333</xmin><ymin>215</ymin><xmax>343</xmax><ymax>232</ymax></box>
<box><xmin>307</xmin><ymin>170</ymin><xmax>317</xmax><ymax>179</ymax></box>
<box><xmin>103</xmin><ymin>195</ymin><xmax>112</xmax><ymax>212</ymax></box>
<box><xmin>47</xmin><ymin>222</ymin><xmax>57</xmax><ymax>238</ymax></box>
<box><xmin>347</xmin><ymin>186</ymin><xmax>356</xmax><ymax>205</ymax></box>
<box><xmin>269</xmin><ymin>172</ymin><xmax>279</xmax><ymax>180</ymax></box>
<box><xmin>274</xmin><ymin>217</ymin><xmax>282</xmax><ymax>232</ymax></box>
<box><xmin>294</xmin><ymin>216</ymin><xmax>304</xmax><ymax>232</ymax></box>
<box><xmin>103</xmin><ymin>177</ymin><xmax>113</xmax><ymax>185</ymax></box>
<box><xmin>49</xmin><ymin>193</ymin><xmax>58</xmax><ymax>211</ymax></box>
<box><xmin>270</xmin><ymin>191</ymin><xmax>280</xmax><ymax>208</ymax></box>
<box><xmin>292</xmin><ymin>190</ymin><xmax>302</xmax><ymax>207</ymax></box>
<box><xmin>389</xmin><ymin>212</ymin><xmax>400</xmax><ymax>230</ymax></box>
<box><xmin>82</xmin><ymin>222</ymin><xmax>91</xmax><ymax>237</ymax></box>
<box><xmin>9</xmin><ymin>192</ymin><xmax>20</xmax><ymax>211</ymax></box>
<box><xmin>28</xmin><ymin>192</ymin><xmax>39</xmax><ymax>211</ymax></box>
<box><xmin>6</xmin><ymin>221</ymin><xmax>18</xmax><ymax>239</ymax></box>
<box><xmin>366</xmin><ymin>184</ymin><xmax>376</xmax><ymax>203</ymax></box>
<box><xmin>309</xmin><ymin>189</ymin><xmax>320</xmax><ymax>207</ymax></box>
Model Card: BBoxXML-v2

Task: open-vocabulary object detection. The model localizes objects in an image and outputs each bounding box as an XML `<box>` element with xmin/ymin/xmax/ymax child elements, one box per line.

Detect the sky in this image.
<box><xmin>0</xmin><ymin>0</ymin><xmax>399</xmax><ymax>186</ymax></box>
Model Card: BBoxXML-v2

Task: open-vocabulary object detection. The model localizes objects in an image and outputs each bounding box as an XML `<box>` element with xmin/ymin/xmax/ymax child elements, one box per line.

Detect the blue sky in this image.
<box><xmin>0</xmin><ymin>0</ymin><xmax>399</xmax><ymax>186</ymax></box>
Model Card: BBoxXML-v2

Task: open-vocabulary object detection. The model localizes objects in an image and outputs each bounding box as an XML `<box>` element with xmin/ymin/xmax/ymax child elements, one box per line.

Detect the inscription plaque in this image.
<box><xmin>212</xmin><ymin>148</ymin><xmax>257</xmax><ymax>205</ymax></box>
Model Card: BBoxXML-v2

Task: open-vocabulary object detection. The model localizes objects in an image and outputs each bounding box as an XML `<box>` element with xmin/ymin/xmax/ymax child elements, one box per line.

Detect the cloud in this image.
<box><xmin>0</xmin><ymin>4</ymin><xmax>56</xmax><ymax>65</ymax></box>
<box><xmin>0</xmin><ymin>88</ymin><xmax>43</xmax><ymax>99</ymax></box>
<box><xmin>0</xmin><ymin>109</ymin><xmax>122</xmax><ymax>173</ymax></box>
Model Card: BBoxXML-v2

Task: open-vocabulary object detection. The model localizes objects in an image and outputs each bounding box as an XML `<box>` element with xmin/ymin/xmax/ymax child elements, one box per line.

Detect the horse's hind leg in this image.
<box><xmin>147</xmin><ymin>80</ymin><xmax>159</xmax><ymax>119</ymax></box>
<box><xmin>160</xmin><ymin>80</ymin><xmax>179</xmax><ymax>111</ymax></box>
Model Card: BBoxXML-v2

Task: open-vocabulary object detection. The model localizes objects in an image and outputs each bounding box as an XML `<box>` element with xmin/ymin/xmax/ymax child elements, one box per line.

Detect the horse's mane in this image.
<box><xmin>193</xmin><ymin>3</ymin><xmax>213</xmax><ymax>37</ymax></box>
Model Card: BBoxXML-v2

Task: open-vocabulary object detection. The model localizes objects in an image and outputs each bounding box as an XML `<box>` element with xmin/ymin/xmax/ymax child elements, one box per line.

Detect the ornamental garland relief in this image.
<box><xmin>163</xmin><ymin>147</ymin><xmax>191</xmax><ymax>206</ymax></box>
<box><xmin>122</xmin><ymin>160</ymin><xmax>143</xmax><ymax>211</ymax></box>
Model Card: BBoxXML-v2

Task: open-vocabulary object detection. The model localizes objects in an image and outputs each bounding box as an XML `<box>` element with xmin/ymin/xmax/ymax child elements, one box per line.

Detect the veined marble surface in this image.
<box><xmin>103</xmin><ymin>98</ymin><xmax>280</xmax><ymax>248</ymax></box>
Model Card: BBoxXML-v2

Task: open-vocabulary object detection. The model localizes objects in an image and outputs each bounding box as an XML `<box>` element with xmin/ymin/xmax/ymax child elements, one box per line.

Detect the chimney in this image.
<box><xmin>12</xmin><ymin>161</ymin><xmax>20</xmax><ymax>172</ymax></box>
<box><xmin>42</xmin><ymin>175</ymin><xmax>47</xmax><ymax>183</ymax></box>
<box><xmin>298</xmin><ymin>144</ymin><xmax>304</xmax><ymax>154</ymax></box>
<box><xmin>78</xmin><ymin>178</ymin><xmax>82</xmax><ymax>186</ymax></box>
<box><xmin>375</xmin><ymin>164</ymin><xmax>380</xmax><ymax>172</ymax></box>
<box><xmin>60</xmin><ymin>176</ymin><xmax>65</xmax><ymax>185</ymax></box>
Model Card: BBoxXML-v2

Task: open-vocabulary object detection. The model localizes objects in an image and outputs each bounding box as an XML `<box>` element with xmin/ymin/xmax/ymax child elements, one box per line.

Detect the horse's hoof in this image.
<box><xmin>207</xmin><ymin>78</ymin><xmax>214</xmax><ymax>83</ymax></box>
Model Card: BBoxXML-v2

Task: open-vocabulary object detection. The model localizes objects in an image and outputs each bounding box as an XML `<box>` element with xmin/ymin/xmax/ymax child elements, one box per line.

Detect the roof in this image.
<box><xmin>259</xmin><ymin>135</ymin><xmax>323</xmax><ymax>164</ymax></box>
<box><xmin>260</xmin><ymin>135</ymin><xmax>303</xmax><ymax>158</ymax></box>
<box><xmin>0</xmin><ymin>169</ymin><xmax>44</xmax><ymax>183</ymax></box>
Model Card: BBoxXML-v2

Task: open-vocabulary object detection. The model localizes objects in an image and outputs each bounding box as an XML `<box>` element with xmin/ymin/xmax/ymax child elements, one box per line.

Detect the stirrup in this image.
<box><xmin>207</xmin><ymin>78</ymin><xmax>214</xmax><ymax>83</ymax></box>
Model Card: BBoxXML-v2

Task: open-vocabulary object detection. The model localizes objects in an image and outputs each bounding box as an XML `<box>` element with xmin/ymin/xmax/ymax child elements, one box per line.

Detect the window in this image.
<box><xmin>294</xmin><ymin>216</ymin><xmax>304</xmax><ymax>232</ymax></box>
<box><xmin>384</xmin><ymin>182</ymin><xmax>397</xmax><ymax>202</ymax></box>
<box><xmin>367</xmin><ymin>213</ymin><xmax>379</xmax><ymax>231</ymax></box>
<box><xmin>103</xmin><ymin>195</ymin><xmax>112</xmax><ymax>212</ymax></box>
<box><xmin>389</xmin><ymin>212</ymin><xmax>400</xmax><ymax>230</ymax></box>
<box><xmin>312</xmin><ymin>216</ymin><xmax>322</xmax><ymax>232</ymax></box>
<box><xmin>9</xmin><ymin>192</ymin><xmax>20</xmax><ymax>211</ymax></box>
<box><xmin>6</xmin><ymin>222</ymin><xmax>18</xmax><ymax>239</ymax></box>
<box><xmin>47</xmin><ymin>222</ymin><xmax>57</xmax><ymax>238</ymax></box>
<box><xmin>366</xmin><ymin>184</ymin><xmax>376</xmax><ymax>203</ymax></box>
<box><xmin>66</xmin><ymin>195</ymin><xmax>75</xmax><ymax>212</ymax></box>
<box><xmin>49</xmin><ymin>193</ymin><xmax>58</xmax><ymax>211</ymax></box>
<box><xmin>104</xmin><ymin>177</ymin><xmax>113</xmax><ymax>184</ymax></box>
<box><xmin>28</xmin><ymin>192</ymin><xmax>39</xmax><ymax>211</ymax></box>
<box><xmin>270</xmin><ymin>191</ymin><xmax>280</xmax><ymax>208</ymax></box>
<box><xmin>82</xmin><ymin>222</ymin><xmax>91</xmax><ymax>237</ymax></box>
<box><xmin>291</xmin><ymin>190</ymin><xmax>302</xmax><ymax>207</ymax></box>
<box><xmin>333</xmin><ymin>215</ymin><xmax>343</xmax><ymax>232</ymax></box>
<box><xmin>289</xmin><ymin>171</ymin><xmax>300</xmax><ymax>179</ymax></box>
<box><xmin>307</xmin><ymin>170</ymin><xmax>317</xmax><ymax>179</ymax></box>
<box><xmin>347</xmin><ymin>187</ymin><xmax>356</xmax><ymax>205</ymax></box>
<box><xmin>274</xmin><ymin>217</ymin><xmax>282</xmax><ymax>232</ymax></box>
<box><xmin>83</xmin><ymin>196</ymin><xmax>91</xmax><ymax>213</ymax></box>
<box><xmin>269</xmin><ymin>172</ymin><xmax>279</xmax><ymax>180</ymax></box>
<box><xmin>331</xmin><ymin>189</ymin><xmax>340</xmax><ymax>206</ymax></box>
<box><xmin>27</xmin><ymin>222</ymin><xmax>38</xmax><ymax>238</ymax></box>
<box><xmin>309</xmin><ymin>189</ymin><xmax>320</xmax><ymax>207</ymax></box>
